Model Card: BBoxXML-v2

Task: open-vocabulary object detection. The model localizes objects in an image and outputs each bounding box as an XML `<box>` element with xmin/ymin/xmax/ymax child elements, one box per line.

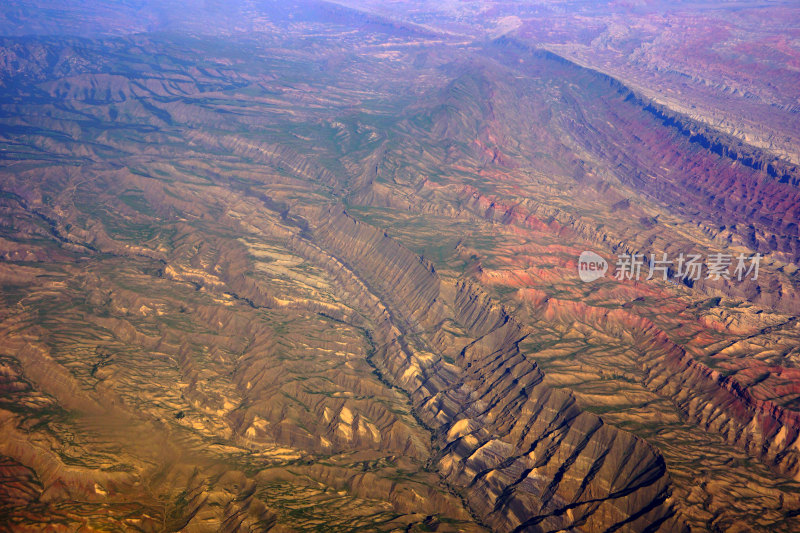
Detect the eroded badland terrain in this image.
<box><xmin>1</xmin><ymin>1</ymin><xmax>799</xmax><ymax>531</ymax></box>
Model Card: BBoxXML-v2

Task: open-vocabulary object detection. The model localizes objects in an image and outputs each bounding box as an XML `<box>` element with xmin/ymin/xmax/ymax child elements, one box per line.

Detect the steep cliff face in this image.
<box><xmin>441</xmin><ymin>282</ymin><xmax>679</xmax><ymax>533</ymax></box>
<box><xmin>483</xmin><ymin>40</ymin><xmax>800</xmax><ymax>266</ymax></box>
<box><xmin>268</xmin><ymin>206</ymin><xmax>687</xmax><ymax>532</ymax></box>
<box><xmin>637</xmin><ymin>100</ymin><xmax>800</xmax><ymax>186</ymax></box>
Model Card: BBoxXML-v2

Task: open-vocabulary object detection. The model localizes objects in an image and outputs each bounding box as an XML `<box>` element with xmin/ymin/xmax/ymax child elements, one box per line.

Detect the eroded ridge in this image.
<box><xmin>286</xmin><ymin>206</ymin><xmax>688</xmax><ymax>532</ymax></box>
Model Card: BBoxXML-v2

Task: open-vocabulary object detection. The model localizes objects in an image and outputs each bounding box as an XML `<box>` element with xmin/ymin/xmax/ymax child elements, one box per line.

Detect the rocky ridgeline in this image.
<box><xmin>1</xmin><ymin>13</ymin><xmax>798</xmax><ymax>530</ymax></box>
<box><xmin>542</xmin><ymin>299</ymin><xmax>800</xmax><ymax>482</ymax></box>
<box><xmin>485</xmin><ymin>38</ymin><xmax>800</xmax><ymax>264</ymax></box>
<box><xmin>263</xmin><ymin>205</ymin><xmax>688</xmax><ymax>532</ymax></box>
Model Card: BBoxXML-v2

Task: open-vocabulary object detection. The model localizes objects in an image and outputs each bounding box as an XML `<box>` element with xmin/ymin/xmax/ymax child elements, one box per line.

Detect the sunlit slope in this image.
<box><xmin>0</xmin><ymin>25</ymin><xmax>798</xmax><ymax>533</ymax></box>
